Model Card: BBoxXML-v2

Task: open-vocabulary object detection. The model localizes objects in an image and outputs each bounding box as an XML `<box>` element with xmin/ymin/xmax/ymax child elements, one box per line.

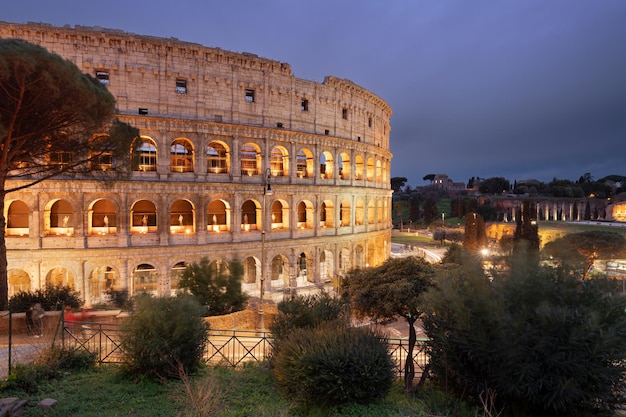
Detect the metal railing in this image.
<box><xmin>61</xmin><ymin>323</ymin><xmax>429</xmax><ymax>380</ymax></box>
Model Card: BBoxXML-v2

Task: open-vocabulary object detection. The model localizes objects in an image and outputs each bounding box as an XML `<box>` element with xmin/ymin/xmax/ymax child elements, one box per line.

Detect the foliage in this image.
<box><xmin>272</xmin><ymin>322</ymin><xmax>395</xmax><ymax>408</ymax></box>
<box><xmin>422</xmin><ymin>197</ymin><xmax>439</xmax><ymax>224</ymax></box>
<box><xmin>422</xmin><ymin>256</ymin><xmax>626</xmax><ymax>417</ymax></box>
<box><xmin>178</xmin><ymin>257</ymin><xmax>248</xmax><ymax>316</ymax></box>
<box><xmin>463</xmin><ymin>212</ymin><xmax>487</xmax><ymax>251</ymax></box>
<box><xmin>343</xmin><ymin>257</ymin><xmax>434</xmax><ymax>392</ymax></box>
<box><xmin>104</xmin><ymin>288</ymin><xmax>131</xmax><ymax>310</ymax></box>
<box><xmin>478</xmin><ymin>177</ymin><xmax>510</xmax><ymax>195</ymax></box>
<box><xmin>390</xmin><ymin>176</ymin><xmax>408</xmax><ymax>192</ymax></box>
<box><xmin>8</xmin><ymin>284</ymin><xmax>83</xmax><ymax>312</ymax></box>
<box><xmin>1</xmin><ymin>347</ymin><xmax>96</xmax><ymax>394</ymax></box>
<box><xmin>0</xmin><ymin>38</ymin><xmax>139</xmax><ymax>309</ymax></box>
<box><xmin>543</xmin><ymin>230</ymin><xmax>626</xmax><ymax>278</ymax></box>
<box><xmin>120</xmin><ymin>294</ymin><xmax>209</xmax><ymax>378</ymax></box>
<box><xmin>269</xmin><ymin>291</ymin><xmax>348</xmax><ymax>345</ymax></box>
<box><xmin>513</xmin><ymin>199</ymin><xmax>539</xmax><ymax>253</ymax></box>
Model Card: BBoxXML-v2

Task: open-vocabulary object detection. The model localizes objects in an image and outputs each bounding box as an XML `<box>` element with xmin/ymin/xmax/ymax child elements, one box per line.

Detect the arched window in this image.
<box><xmin>170</xmin><ymin>262</ymin><xmax>186</xmax><ymax>296</ymax></box>
<box><xmin>89</xmin><ymin>266</ymin><xmax>117</xmax><ymax>304</ymax></box>
<box><xmin>90</xmin><ymin>134</ymin><xmax>114</xmax><ymax>171</ymax></box>
<box><xmin>320</xmin><ymin>201</ymin><xmax>334</xmax><ymax>228</ymax></box>
<box><xmin>207</xmin><ymin>141</ymin><xmax>229</xmax><ymax>174</ymax></box>
<box><xmin>376</xmin><ymin>159</ymin><xmax>382</xmax><ymax>182</ymax></box>
<box><xmin>133</xmin><ymin>263</ymin><xmax>158</xmax><ymax>296</ymax></box>
<box><xmin>270</xmin><ymin>200</ymin><xmax>287</xmax><ymax>229</ymax></box>
<box><xmin>270</xmin><ymin>146</ymin><xmax>288</xmax><ymax>176</ymax></box>
<box><xmin>90</xmin><ymin>199</ymin><xmax>117</xmax><ymax>235</ymax></box>
<box><xmin>208</xmin><ymin>200</ymin><xmax>230</xmax><ymax>232</ymax></box>
<box><xmin>355</xmin><ymin>200</ymin><xmax>364</xmax><ymax>225</ymax></box>
<box><xmin>170</xmin><ymin>138</ymin><xmax>194</xmax><ymax>173</ymax></box>
<box><xmin>6</xmin><ymin>200</ymin><xmax>29</xmax><ymax>236</ymax></box>
<box><xmin>8</xmin><ymin>269</ymin><xmax>30</xmax><ymax>297</ymax></box>
<box><xmin>340</xmin><ymin>200</ymin><xmax>351</xmax><ymax>226</ymax></box>
<box><xmin>296</xmin><ymin>148</ymin><xmax>313</xmax><ymax>178</ymax></box>
<box><xmin>46</xmin><ymin>267</ymin><xmax>75</xmax><ymax>289</ymax></box>
<box><xmin>133</xmin><ymin>137</ymin><xmax>157</xmax><ymax>172</ymax></box>
<box><xmin>355</xmin><ymin>155</ymin><xmax>364</xmax><ymax>180</ymax></box>
<box><xmin>170</xmin><ymin>199</ymin><xmax>195</xmax><ymax>234</ymax></box>
<box><xmin>339</xmin><ymin>152</ymin><xmax>350</xmax><ymax>180</ymax></box>
<box><xmin>366</xmin><ymin>157</ymin><xmax>374</xmax><ymax>181</ymax></box>
<box><xmin>131</xmin><ymin>200</ymin><xmax>157</xmax><ymax>233</ymax></box>
<box><xmin>241</xmin><ymin>200</ymin><xmax>258</xmax><ymax>231</ymax></box>
<box><xmin>320</xmin><ymin>151</ymin><xmax>334</xmax><ymax>179</ymax></box>
<box><xmin>241</xmin><ymin>143</ymin><xmax>260</xmax><ymax>176</ymax></box>
<box><xmin>46</xmin><ymin>199</ymin><xmax>73</xmax><ymax>236</ymax></box>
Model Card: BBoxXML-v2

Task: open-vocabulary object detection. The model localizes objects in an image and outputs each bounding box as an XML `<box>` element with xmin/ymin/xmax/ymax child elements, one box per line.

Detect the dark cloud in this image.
<box><xmin>4</xmin><ymin>0</ymin><xmax>625</xmax><ymax>186</ymax></box>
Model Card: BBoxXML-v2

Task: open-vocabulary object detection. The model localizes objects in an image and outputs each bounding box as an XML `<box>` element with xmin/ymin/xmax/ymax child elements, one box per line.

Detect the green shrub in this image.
<box><xmin>37</xmin><ymin>346</ymin><xmax>97</xmax><ymax>371</ymax></box>
<box><xmin>269</xmin><ymin>291</ymin><xmax>347</xmax><ymax>345</ymax></box>
<box><xmin>8</xmin><ymin>285</ymin><xmax>83</xmax><ymax>312</ymax></box>
<box><xmin>272</xmin><ymin>322</ymin><xmax>395</xmax><ymax>407</ymax></box>
<box><xmin>422</xmin><ymin>257</ymin><xmax>626</xmax><ymax>417</ymax></box>
<box><xmin>120</xmin><ymin>294</ymin><xmax>209</xmax><ymax>378</ymax></box>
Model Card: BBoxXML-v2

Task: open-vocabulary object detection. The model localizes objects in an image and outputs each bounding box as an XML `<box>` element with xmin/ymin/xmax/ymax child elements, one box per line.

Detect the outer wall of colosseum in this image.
<box><xmin>0</xmin><ymin>22</ymin><xmax>393</xmax><ymax>305</ymax></box>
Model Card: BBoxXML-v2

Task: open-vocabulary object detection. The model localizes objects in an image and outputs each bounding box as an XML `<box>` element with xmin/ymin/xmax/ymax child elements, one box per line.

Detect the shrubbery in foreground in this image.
<box><xmin>422</xmin><ymin>255</ymin><xmax>626</xmax><ymax>417</ymax></box>
<box><xmin>273</xmin><ymin>322</ymin><xmax>395</xmax><ymax>408</ymax></box>
<box><xmin>120</xmin><ymin>294</ymin><xmax>208</xmax><ymax>378</ymax></box>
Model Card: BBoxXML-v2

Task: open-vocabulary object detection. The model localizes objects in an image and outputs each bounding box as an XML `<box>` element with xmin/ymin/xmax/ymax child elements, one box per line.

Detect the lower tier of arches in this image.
<box><xmin>7</xmin><ymin>230</ymin><xmax>390</xmax><ymax>306</ymax></box>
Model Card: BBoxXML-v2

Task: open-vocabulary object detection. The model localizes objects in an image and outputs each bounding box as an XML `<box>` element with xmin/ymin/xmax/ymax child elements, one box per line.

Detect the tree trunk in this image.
<box><xmin>404</xmin><ymin>316</ymin><xmax>417</xmax><ymax>392</ymax></box>
<box><xmin>0</xmin><ymin>193</ymin><xmax>7</xmax><ymax>310</ymax></box>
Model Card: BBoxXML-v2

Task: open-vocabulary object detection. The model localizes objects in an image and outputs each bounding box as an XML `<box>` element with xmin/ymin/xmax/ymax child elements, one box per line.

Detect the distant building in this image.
<box><xmin>433</xmin><ymin>175</ymin><xmax>466</xmax><ymax>192</ymax></box>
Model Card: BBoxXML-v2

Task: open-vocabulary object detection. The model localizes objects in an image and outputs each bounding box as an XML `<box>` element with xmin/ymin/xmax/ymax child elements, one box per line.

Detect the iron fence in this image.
<box><xmin>60</xmin><ymin>323</ymin><xmax>430</xmax><ymax>380</ymax></box>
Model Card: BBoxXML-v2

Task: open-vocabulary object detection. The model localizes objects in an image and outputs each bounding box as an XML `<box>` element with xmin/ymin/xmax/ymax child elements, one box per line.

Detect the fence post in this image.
<box><xmin>7</xmin><ymin>309</ymin><xmax>12</xmax><ymax>375</ymax></box>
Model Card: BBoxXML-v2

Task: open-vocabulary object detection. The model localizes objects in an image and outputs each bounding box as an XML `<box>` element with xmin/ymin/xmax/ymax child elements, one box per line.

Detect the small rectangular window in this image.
<box><xmin>276</xmin><ymin>122</ymin><xmax>283</xmax><ymax>128</ymax></box>
<box><xmin>301</xmin><ymin>99</ymin><xmax>309</xmax><ymax>111</ymax></box>
<box><xmin>139</xmin><ymin>108</ymin><xmax>148</xmax><ymax>115</ymax></box>
<box><xmin>245</xmin><ymin>89</ymin><xmax>255</xmax><ymax>103</ymax></box>
<box><xmin>176</xmin><ymin>78</ymin><xmax>187</xmax><ymax>94</ymax></box>
<box><xmin>368</xmin><ymin>117</ymin><xmax>373</xmax><ymax>128</ymax></box>
<box><xmin>342</xmin><ymin>109</ymin><xmax>348</xmax><ymax>120</ymax></box>
<box><xmin>324</xmin><ymin>129</ymin><xmax>330</xmax><ymax>135</ymax></box>
<box><xmin>95</xmin><ymin>70</ymin><xmax>109</xmax><ymax>85</ymax></box>
<box><xmin>214</xmin><ymin>115</ymin><xmax>223</xmax><ymax>123</ymax></box>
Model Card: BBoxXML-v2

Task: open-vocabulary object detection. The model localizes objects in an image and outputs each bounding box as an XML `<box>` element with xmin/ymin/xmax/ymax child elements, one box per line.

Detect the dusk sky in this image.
<box><xmin>4</xmin><ymin>1</ymin><xmax>626</xmax><ymax>187</ymax></box>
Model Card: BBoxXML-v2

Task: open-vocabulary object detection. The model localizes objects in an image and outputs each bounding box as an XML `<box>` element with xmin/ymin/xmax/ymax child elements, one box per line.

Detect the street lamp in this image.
<box><xmin>258</xmin><ymin>168</ymin><xmax>273</xmax><ymax>332</ymax></box>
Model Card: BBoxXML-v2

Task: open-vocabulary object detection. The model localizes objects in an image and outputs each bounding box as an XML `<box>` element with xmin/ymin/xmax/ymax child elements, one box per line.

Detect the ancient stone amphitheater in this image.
<box><xmin>0</xmin><ymin>22</ymin><xmax>393</xmax><ymax>305</ymax></box>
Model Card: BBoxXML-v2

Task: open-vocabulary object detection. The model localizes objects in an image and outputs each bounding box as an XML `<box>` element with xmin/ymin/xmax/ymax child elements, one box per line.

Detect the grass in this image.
<box><xmin>0</xmin><ymin>362</ymin><xmax>485</xmax><ymax>417</ymax></box>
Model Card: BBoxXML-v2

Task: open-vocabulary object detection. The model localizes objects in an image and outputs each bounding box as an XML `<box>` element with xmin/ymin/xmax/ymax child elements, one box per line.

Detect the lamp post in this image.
<box><xmin>258</xmin><ymin>168</ymin><xmax>272</xmax><ymax>332</ymax></box>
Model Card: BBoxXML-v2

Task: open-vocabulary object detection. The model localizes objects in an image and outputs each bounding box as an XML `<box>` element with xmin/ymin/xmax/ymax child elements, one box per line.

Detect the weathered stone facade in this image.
<box><xmin>1</xmin><ymin>22</ymin><xmax>393</xmax><ymax>305</ymax></box>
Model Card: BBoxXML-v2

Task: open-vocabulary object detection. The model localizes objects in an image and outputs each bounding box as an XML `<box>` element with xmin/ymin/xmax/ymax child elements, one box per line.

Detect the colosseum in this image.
<box><xmin>0</xmin><ymin>22</ymin><xmax>393</xmax><ymax>305</ymax></box>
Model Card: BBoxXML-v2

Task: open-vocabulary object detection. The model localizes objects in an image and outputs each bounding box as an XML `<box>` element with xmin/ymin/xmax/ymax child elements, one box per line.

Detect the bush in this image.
<box><xmin>8</xmin><ymin>285</ymin><xmax>83</xmax><ymax>312</ymax></box>
<box><xmin>422</xmin><ymin>258</ymin><xmax>626</xmax><ymax>417</ymax></box>
<box><xmin>272</xmin><ymin>322</ymin><xmax>395</xmax><ymax>407</ymax></box>
<box><xmin>269</xmin><ymin>291</ymin><xmax>348</xmax><ymax>342</ymax></box>
<box><xmin>120</xmin><ymin>294</ymin><xmax>209</xmax><ymax>378</ymax></box>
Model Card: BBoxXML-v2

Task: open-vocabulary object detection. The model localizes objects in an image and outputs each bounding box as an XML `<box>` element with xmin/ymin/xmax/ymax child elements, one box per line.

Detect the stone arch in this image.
<box><xmin>340</xmin><ymin>199</ymin><xmax>351</xmax><ymax>226</ymax></box>
<box><xmin>296</xmin><ymin>251</ymin><xmax>314</xmax><ymax>284</ymax></box>
<box><xmin>367</xmin><ymin>200</ymin><xmax>375</xmax><ymax>224</ymax></box>
<box><xmin>169</xmin><ymin>199</ymin><xmax>195</xmax><ymax>234</ymax></box>
<box><xmin>320</xmin><ymin>151</ymin><xmax>334</xmax><ymax>179</ymax></box>
<box><xmin>207</xmin><ymin>199</ymin><xmax>231</xmax><ymax>232</ymax></box>
<box><xmin>376</xmin><ymin>159</ymin><xmax>382</xmax><ymax>182</ymax></box>
<box><xmin>269</xmin><ymin>254</ymin><xmax>290</xmax><ymax>290</ymax></box>
<box><xmin>320</xmin><ymin>200</ymin><xmax>335</xmax><ymax>228</ymax></box>
<box><xmin>170</xmin><ymin>261</ymin><xmax>187</xmax><ymax>296</ymax></box>
<box><xmin>355</xmin><ymin>245</ymin><xmax>365</xmax><ymax>269</ymax></box>
<box><xmin>355</xmin><ymin>199</ymin><xmax>365</xmax><ymax>226</ymax></box>
<box><xmin>44</xmin><ymin>199</ymin><xmax>74</xmax><ymax>236</ymax></box>
<box><xmin>270</xmin><ymin>199</ymin><xmax>289</xmax><ymax>230</ymax></box>
<box><xmin>319</xmin><ymin>250</ymin><xmax>334</xmax><ymax>283</ymax></box>
<box><xmin>206</xmin><ymin>140</ymin><xmax>230</xmax><ymax>174</ymax></box>
<box><xmin>296</xmin><ymin>200</ymin><xmax>314</xmax><ymax>229</ymax></box>
<box><xmin>87</xmin><ymin>265</ymin><xmax>118</xmax><ymax>305</ymax></box>
<box><xmin>132</xmin><ymin>263</ymin><xmax>158</xmax><ymax>296</ymax></box>
<box><xmin>132</xmin><ymin>136</ymin><xmax>157</xmax><ymax>171</ymax></box>
<box><xmin>8</xmin><ymin>269</ymin><xmax>31</xmax><ymax>297</ymax></box>
<box><xmin>366</xmin><ymin>157</ymin><xmax>374</xmax><ymax>181</ymax></box>
<box><xmin>88</xmin><ymin>198</ymin><xmax>117</xmax><ymax>235</ymax></box>
<box><xmin>377</xmin><ymin>200</ymin><xmax>384</xmax><ymax>223</ymax></box>
<box><xmin>130</xmin><ymin>199</ymin><xmax>157</xmax><ymax>233</ymax></box>
<box><xmin>338</xmin><ymin>152</ymin><xmax>351</xmax><ymax>180</ymax></box>
<box><xmin>355</xmin><ymin>155</ymin><xmax>364</xmax><ymax>180</ymax></box>
<box><xmin>46</xmin><ymin>266</ymin><xmax>76</xmax><ymax>289</ymax></box>
<box><xmin>242</xmin><ymin>256</ymin><xmax>259</xmax><ymax>286</ymax></box>
<box><xmin>170</xmin><ymin>137</ymin><xmax>194</xmax><ymax>173</ymax></box>
<box><xmin>270</xmin><ymin>145</ymin><xmax>289</xmax><ymax>177</ymax></box>
<box><xmin>241</xmin><ymin>142</ymin><xmax>261</xmax><ymax>176</ymax></box>
<box><xmin>338</xmin><ymin>247</ymin><xmax>351</xmax><ymax>275</ymax></box>
<box><xmin>5</xmin><ymin>199</ymin><xmax>29</xmax><ymax>236</ymax></box>
<box><xmin>241</xmin><ymin>199</ymin><xmax>260</xmax><ymax>231</ymax></box>
<box><xmin>296</xmin><ymin>148</ymin><xmax>314</xmax><ymax>178</ymax></box>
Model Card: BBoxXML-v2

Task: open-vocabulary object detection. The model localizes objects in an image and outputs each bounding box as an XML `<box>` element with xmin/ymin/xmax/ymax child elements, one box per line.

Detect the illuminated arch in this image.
<box><xmin>88</xmin><ymin>198</ymin><xmax>117</xmax><ymax>235</ymax></box>
<box><xmin>207</xmin><ymin>141</ymin><xmax>230</xmax><ymax>174</ymax></box>
<box><xmin>208</xmin><ymin>199</ymin><xmax>231</xmax><ymax>232</ymax></box>
<box><xmin>241</xmin><ymin>142</ymin><xmax>261</xmax><ymax>176</ymax></box>
<box><xmin>339</xmin><ymin>152</ymin><xmax>351</xmax><ymax>180</ymax></box>
<box><xmin>130</xmin><ymin>199</ymin><xmax>157</xmax><ymax>233</ymax></box>
<box><xmin>5</xmin><ymin>200</ymin><xmax>29</xmax><ymax>236</ymax></box>
<box><xmin>296</xmin><ymin>148</ymin><xmax>314</xmax><ymax>178</ymax></box>
<box><xmin>170</xmin><ymin>199</ymin><xmax>195</xmax><ymax>234</ymax></box>
<box><xmin>45</xmin><ymin>199</ymin><xmax>74</xmax><ymax>236</ymax></box>
<box><xmin>170</xmin><ymin>138</ymin><xmax>194</xmax><ymax>173</ymax></box>
<box><xmin>320</xmin><ymin>151</ymin><xmax>334</xmax><ymax>179</ymax></box>
<box><xmin>132</xmin><ymin>137</ymin><xmax>157</xmax><ymax>172</ymax></box>
<box><xmin>270</xmin><ymin>146</ymin><xmax>289</xmax><ymax>177</ymax></box>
